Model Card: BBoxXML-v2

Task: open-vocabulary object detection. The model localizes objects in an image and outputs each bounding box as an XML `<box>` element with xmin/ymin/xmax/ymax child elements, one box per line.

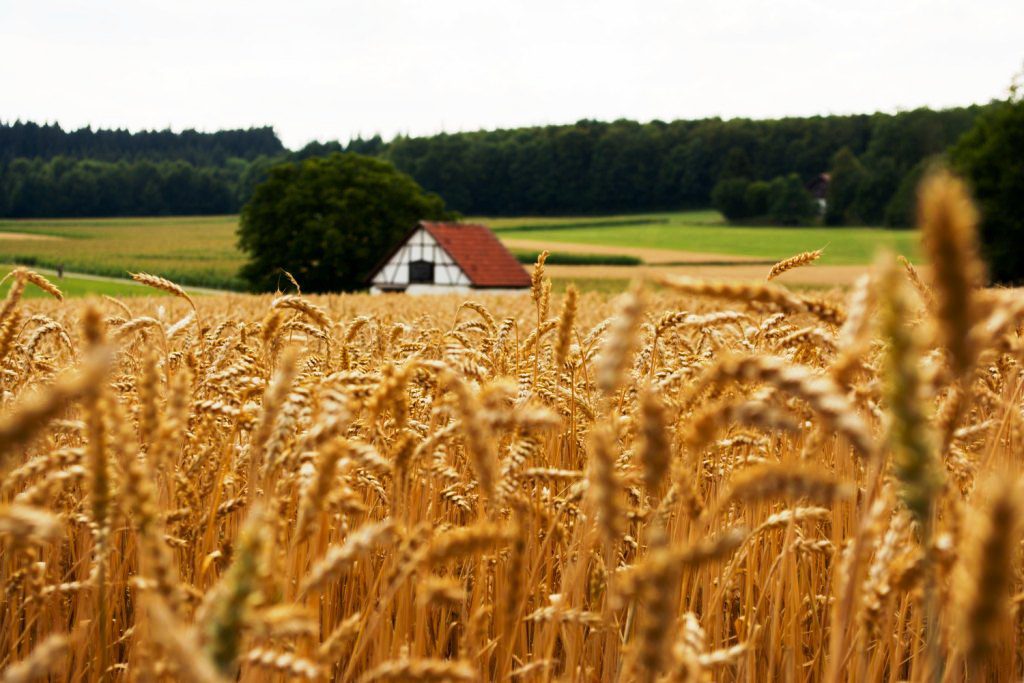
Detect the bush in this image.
<box><xmin>711</xmin><ymin>177</ymin><xmax>753</xmax><ymax>221</ymax></box>
<box><xmin>950</xmin><ymin>95</ymin><xmax>1024</xmax><ymax>283</ymax></box>
<box><xmin>513</xmin><ymin>251</ymin><xmax>642</xmax><ymax>266</ymax></box>
<box><xmin>714</xmin><ymin>174</ymin><xmax>818</xmax><ymax>226</ymax></box>
<box><xmin>237</xmin><ymin>153</ymin><xmax>452</xmax><ymax>292</ymax></box>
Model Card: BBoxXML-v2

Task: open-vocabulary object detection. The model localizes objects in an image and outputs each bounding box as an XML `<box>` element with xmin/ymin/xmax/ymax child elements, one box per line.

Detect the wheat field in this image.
<box><xmin>1</xmin><ymin>173</ymin><xmax>1022</xmax><ymax>682</ymax></box>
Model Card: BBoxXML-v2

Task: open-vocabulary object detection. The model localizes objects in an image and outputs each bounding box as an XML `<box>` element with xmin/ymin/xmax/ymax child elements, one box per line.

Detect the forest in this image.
<box><xmin>0</xmin><ymin>105</ymin><xmax>990</xmax><ymax>222</ymax></box>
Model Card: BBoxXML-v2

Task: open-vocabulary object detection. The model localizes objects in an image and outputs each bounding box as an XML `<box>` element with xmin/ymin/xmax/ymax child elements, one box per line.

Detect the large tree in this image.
<box><xmin>767</xmin><ymin>174</ymin><xmax>817</xmax><ymax>226</ymax></box>
<box><xmin>237</xmin><ymin>153</ymin><xmax>452</xmax><ymax>292</ymax></box>
<box><xmin>950</xmin><ymin>94</ymin><xmax>1024</xmax><ymax>283</ymax></box>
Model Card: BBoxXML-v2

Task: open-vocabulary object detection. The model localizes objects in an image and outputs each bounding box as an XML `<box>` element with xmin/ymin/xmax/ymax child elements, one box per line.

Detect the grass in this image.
<box><xmin>487</xmin><ymin>211</ymin><xmax>920</xmax><ymax>265</ymax></box>
<box><xmin>0</xmin><ymin>266</ymin><xmax>173</xmax><ymax>299</ymax></box>
<box><xmin>484</xmin><ymin>209</ymin><xmax>722</xmax><ymax>229</ymax></box>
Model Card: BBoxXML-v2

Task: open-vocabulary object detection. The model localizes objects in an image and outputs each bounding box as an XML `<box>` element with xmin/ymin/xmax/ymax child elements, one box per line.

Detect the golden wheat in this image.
<box><xmin>0</xmin><ymin>181</ymin><xmax>1021</xmax><ymax>681</ymax></box>
<box><xmin>766</xmin><ymin>247</ymin><xmax>824</xmax><ymax>281</ymax></box>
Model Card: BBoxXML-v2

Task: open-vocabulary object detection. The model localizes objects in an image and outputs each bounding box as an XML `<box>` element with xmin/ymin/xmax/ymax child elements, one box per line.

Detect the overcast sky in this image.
<box><xmin>2</xmin><ymin>0</ymin><xmax>1021</xmax><ymax>150</ymax></box>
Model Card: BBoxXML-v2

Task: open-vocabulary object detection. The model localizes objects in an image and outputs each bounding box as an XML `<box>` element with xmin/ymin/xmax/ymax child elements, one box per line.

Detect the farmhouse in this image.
<box><xmin>368</xmin><ymin>221</ymin><xmax>531</xmax><ymax>294</ymax></box>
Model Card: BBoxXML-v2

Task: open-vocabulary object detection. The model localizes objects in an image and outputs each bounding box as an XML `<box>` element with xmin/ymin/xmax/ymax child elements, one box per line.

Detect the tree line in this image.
<box><xmin>0</xmin><ymin>121</ymin><xmax>283</xmax><ymax>164</ymax></box>
<box><xmin>365</xmin><ymin>106</ymin><xmax>984</xmax><ymax>225</ymax></box>
<box><xmin>0</xmin><ymin>156</ymin><xmax>281</xmax><ymax>217</ymax></box>
<box><xmin>0</xmin><ymin>122</ymin><xmax>283</xmax><ymax>218</ymax></box>
<box><xmin>0</xmin><ymin>106</ymin><xmax>991</xmax><ymax>220</ymax></box>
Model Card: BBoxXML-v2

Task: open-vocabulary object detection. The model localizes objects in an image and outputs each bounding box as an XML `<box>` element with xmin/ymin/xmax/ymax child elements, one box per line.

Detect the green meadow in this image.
<box><xmin>0</xmin><ymin>267</ymin><xmax>169</xmax><ymax>299</ymax></box>
<box><xmin>487</xmin><ymin>212</ymin><xmax>919</xmax><ymax>265</ymax></box>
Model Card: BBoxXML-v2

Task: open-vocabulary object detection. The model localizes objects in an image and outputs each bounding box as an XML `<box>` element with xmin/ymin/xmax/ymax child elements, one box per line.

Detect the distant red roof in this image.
<box><xmin>419</xmin><ymin>222</ymin><xmax>531</xmax><ymax>288</ymax></box>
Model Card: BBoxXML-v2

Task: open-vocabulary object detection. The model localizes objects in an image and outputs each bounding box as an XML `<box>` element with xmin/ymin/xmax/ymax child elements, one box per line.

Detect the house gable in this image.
<box><xmin>420</xmin><ymin>222</ymin><xmax>531</xmax><ymax>288</ymax></box>
<box><xmin>370</xmin><ymin>226</ymin><xmax>471</xmax><ymax>289</ymax></box>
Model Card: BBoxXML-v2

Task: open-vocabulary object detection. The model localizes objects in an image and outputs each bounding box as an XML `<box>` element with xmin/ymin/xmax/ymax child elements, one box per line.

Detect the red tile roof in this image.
<box><xmin>420</xmin><ymin>222</ymin><xmax>531</xmax><ymax>288</ymax></box>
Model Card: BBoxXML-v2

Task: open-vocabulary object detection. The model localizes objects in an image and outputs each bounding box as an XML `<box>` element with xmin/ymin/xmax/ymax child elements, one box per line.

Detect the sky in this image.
<box><xmin>1</xmin><ymin>0</ymin><xmax>1022</xmax><ymax>150</ymax></box>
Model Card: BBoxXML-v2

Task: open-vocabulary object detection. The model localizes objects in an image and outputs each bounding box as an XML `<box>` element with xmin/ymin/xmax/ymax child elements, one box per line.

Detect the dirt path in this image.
<box><xmin>548</xmin><ymin>263</ymin><xmax>878</xmax><ymax>286</ymax></box>
<box><xmin>500</xmin><ymin>237</ymin><xmax>765</xmax><ymax>264</ymax></box>
<box><xmin>0</xmin><ymin>231</ymin><xmax>62</xmax><ymax>241</ymax></box>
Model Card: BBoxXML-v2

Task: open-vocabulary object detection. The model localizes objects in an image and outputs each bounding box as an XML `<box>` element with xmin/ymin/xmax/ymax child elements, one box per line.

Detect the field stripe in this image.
<box><xmin>500</xmin><ymin>237</ymin><xmax>764</xmax><ymax>265</ymax></box>
<box><xmin>545</xmin><ymin>263</ymin><xmax>888</xmax><ymax>286</ymax></box>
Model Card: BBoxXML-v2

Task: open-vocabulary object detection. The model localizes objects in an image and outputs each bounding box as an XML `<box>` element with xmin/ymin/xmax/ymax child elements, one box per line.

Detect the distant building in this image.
<box><xmin>368</xmin><ymin>221</ymin><xmax>531</xmax><ymax>294</ymax></box>
<box><xmin>807</xmin><ymin>173</ymin><xmax>831</xmax><ymax>213</ymax></box>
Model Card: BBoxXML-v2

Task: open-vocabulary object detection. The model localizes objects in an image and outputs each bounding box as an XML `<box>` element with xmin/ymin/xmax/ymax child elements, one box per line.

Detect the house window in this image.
<box><xmin>409</xmin><ymin>260</ymin><xmax>434</xmax><ymax>284</ymax></box>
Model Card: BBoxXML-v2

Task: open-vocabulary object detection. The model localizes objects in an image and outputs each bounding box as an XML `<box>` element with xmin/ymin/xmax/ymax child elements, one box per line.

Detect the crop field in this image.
<box><xmin>0</xmin><ymin>215</ymin><xmax>246</xmax><ymax>291</ymax></box>
<box><xmin>0</xmin><ymin>211</ymin><xmax>920</xmax><ymax>297</ymax></box>
<box><xmin>1</xmin><ymin>175</ymin><xmax>1021</xmax><ymax>681</ymax></box>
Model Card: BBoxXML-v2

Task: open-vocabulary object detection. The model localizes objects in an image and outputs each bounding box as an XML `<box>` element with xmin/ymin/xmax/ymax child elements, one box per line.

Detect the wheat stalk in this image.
<box><xmin>766</xmin><ymin>248</ymin><xmax>824</xmax><ymax>281</ymax></box>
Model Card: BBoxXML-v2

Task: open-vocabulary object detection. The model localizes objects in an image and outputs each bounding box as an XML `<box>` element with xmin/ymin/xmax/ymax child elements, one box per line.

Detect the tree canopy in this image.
<box><xmin>710</xmin><ymin>174</ymin><xmax>816</xmax><ymax>225</ymax></box>
<box><xmin>237</xmin><ymin>153</ymin><xmax>452</xmax><ymax>293</ymax></box>
<box><xmin>951</xmin><ymin>95</ymin><xmax>1024</xmax><ymax>283</ymax></box>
